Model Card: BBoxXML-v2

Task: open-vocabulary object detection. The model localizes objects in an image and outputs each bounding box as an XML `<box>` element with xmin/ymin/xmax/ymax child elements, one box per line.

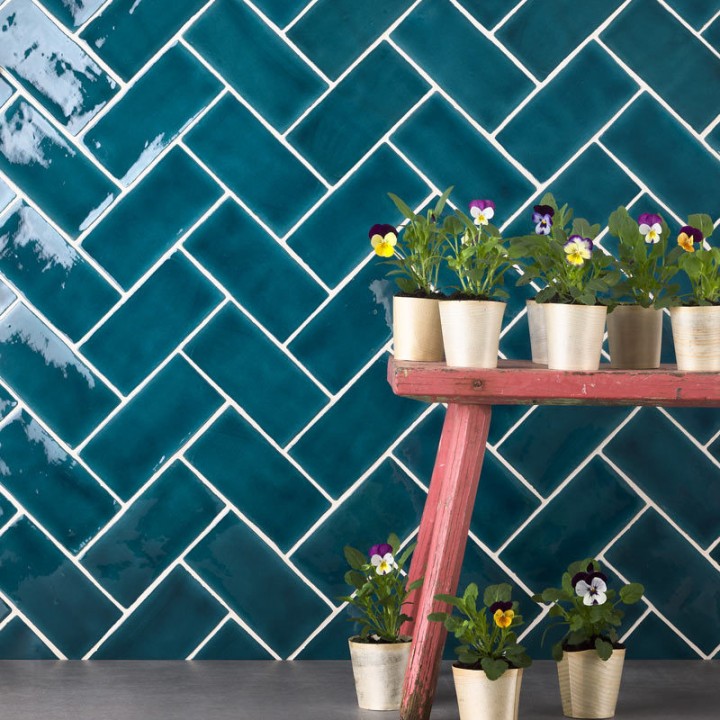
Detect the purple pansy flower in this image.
<box><xmin>572</xmin><ymin>563</ymin><xmax>609</xmax><ymax>606</ymax></box>
<box><xmin>638</xmin><ymin>213</ymin><xmax>663</xmax><ymax>244</ymax></box>
<box><xmin>532</xmin><ymin>204</ymin><xmax>554</xmax><ymax>235</ymax></box>
<box><xmin>469</xmin><ymin>199</ymin><xmax>495</xmax><ymax>226</ymax></box>
<box><xmin>368</xmin><ymin>543</ymin><xmax>393</xmax><ymax>559</ymax></box>
<box><xmin>489</xmin><ymin>601</ymin><xmax>513</xmax><ymax>614</ymax></box>
<box><xmin>680</xmin><ymin>225</ymin><xmax>704</xmax><ymax>244</ymax></box>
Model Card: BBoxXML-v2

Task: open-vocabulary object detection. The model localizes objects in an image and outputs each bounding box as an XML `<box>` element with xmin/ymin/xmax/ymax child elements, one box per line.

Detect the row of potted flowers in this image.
<box><xmin>369</xmin><ymin>189</ymin><xmax>720</xmax><ymax>372</ymax></box>
<box><xmin>342</xmin><ymin>537</ymin><xmax>644</xmax><ymax>720</ymax></box>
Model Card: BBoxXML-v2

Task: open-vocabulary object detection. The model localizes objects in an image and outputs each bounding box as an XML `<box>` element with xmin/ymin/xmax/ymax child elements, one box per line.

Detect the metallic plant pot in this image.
<box><xmin>392</xmin><ymin>296</ymin><xmax>444</xmax><ymax>362</ymax></box>
<box><xmin>607</xmin><ymin>305</ymin><xmax>663</xmax><ymax>369</ymax></box>
<box><xmin>452</xmin><ymin>666</ymin><xmax>523</xmax><ymax>720</ymax></box>
<box><xmin>670</xmin><ymin>305</ymin><xmax>720</xmax><ymax>371</ymax></box>
<box><xmin>526</xmin><ymin>299</ymin><xmax>548</xmax><ymax>365</ymax></box>
<box><xmin>544</xmin><ymin>303</ymin><xmax>607</xmax><ymax>372</ymax></box>
<box><xmin>348</xmin><ymin>638</ymin><xmax>411</xmax><ymax>711</ymax></box>
<box><xmin>439</xmin><ymin>300</ymin><xmax>506</xmax><ymax>369</ymax></box>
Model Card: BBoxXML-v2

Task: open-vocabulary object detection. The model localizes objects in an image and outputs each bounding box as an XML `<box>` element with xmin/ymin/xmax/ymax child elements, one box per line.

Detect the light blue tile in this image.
<box><xmin>0</xmin><ymin>177</ymin><xmax>14</xmax><ymax>213</ymax></box>
<box><xmin>0</xmin><ymin>77</ymin><xmax>11</xmax><ymax>105</ymax></box>
<box><xmin>0</xmin><ymin>385</ymin><xmax>18</xmax><ymax>420</ymax></box>
<box><xmin>0</xmin><ymin>279</ymin><xmax>16</xmax><ymax>315</ymax></box>
<box><xmin>39</xmin><ymin>0</ymin><xmax>106</xmax><ymax>28</ymax></box>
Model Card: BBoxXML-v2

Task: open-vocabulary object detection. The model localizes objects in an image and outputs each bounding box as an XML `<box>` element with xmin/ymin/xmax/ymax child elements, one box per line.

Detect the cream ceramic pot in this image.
<box><xmin>452</xmin><ymin>666</ymin><xmax>523</xmax><ymax>720</ymax></box>
<box><xmin>607</xmin><ymin>305</ymin><xmax>663</xmax><ymax>369</ymax></box>
<box><xmin>526</xmin><ymin>299</ymin><xmax>548</xmax><ymax>365</ymax></box>
<box><xmin>348</xmin><ymin>638</ymin><xmax>411</xmax><ymax>711</ymax></box>
<box><xmin>439</xmin><ymin>300</ymin><xmax>506</xmax><ymax>368</ymax></box>
<box><xmin>544</xmin><ymin>303</ymin><xmax>607</xmax><ymax>371</ymax></box>
<box><xmin>393</xmin><ymin>296</ymin><xmax>444</xmax><ymax>362</ymax></box>
<box><xmin>670</xmin><ymin>305</ymin><xmax>720</xmax><ymax>371</ymax></box>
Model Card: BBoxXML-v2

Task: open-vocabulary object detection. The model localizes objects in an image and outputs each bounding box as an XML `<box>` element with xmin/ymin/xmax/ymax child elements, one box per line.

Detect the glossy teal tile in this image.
<box><xmin>295</xmin><ymin>606</ymin><xmax>361</xmax><ymax>660</ymax></box>
<box><xmin>497</xmin><ymin>0</ymin><xmax>623</xmax><ymax>80</ymax></box>
<box><xmin>0</xmin><ymin>411</ymin><xmax>119</xmax><ymax>553</ymax></box>
<box><xmin>0</xmin><ymin>305</ymin><xmax>118</xmax><ymax>446</ymax></box>
<box><xmin>94</xmin><ymin>567</ymin><xmax>225</xmax><ymax>658</ymax></box>
<box><xmin>0</xmin><ymin>600</ymin><xmax>8</xmax><ymax>625</ymax></box>
<box><xmin>453</xmin><ymin>0</ymin><xmax>520</xmax><ymax>28</ymax></box>
<box><xmin>0</xmin><ymin>279</ymin><xmax>16</xmax><ymax>315</ymax></box>
<box><xmin>184</xmin><ymin>200</ymin><xmax>326</xmax><ymax>340</ymax></box>
<box><xmin>0</xmin><ymin>77</ymin><xmax>11</xmax><ymax>105</ymax></box>
<box><xmin>498</xmin><ymin>405</ymin><xmax>631</xmax><ymax>495</ymax></box>
<box><xmin>249</xmin><ymin>0</ymin><xmax>306</xmax><ymax>27</ymax></box>
<box><xmin>184</xmin><ymin>95</ymin><xmax>325</xmax><ymax>236</ymax></box>
<box><xmin>498</xmin><ymin>43</ymin><xmax>637</xmax><ymax>180</ymax></box>
<box><xmin>0</xmin><ymin>0</ymin><xmax>118</xmax><ymax>133</ymax></box>
<box><xmin>394</xmin><ymin>0</ymin><xmax>533</xmax><ymax>129</ymax></box>
<box><xmin>603</xmin><ymin>94</ymin><xmax>720</xmax><ymax>218</ymax></box>
<box><xmin>392</xmin><ymin>95</ymin><xmax>534</xmax><ymax>212</ymax></box>
<box><xmin>626</xmin><ymin>613</ymin><xmax>700</xmax><ymax>659</ymax></box>
<box><xmin>81</xmin><ymin>356</ymin><xmax>223</xmax><ymax>499</ymax></box>
<box><xmin>288</xmin><ymin>0</ymin><xmax>414</xmax><ymax>80</ymax></box>
<box><xmin>606</xmin><ymin>510</ymin><xmax>720</xmax><ymax>654</ymax></box>
<box><xmin>666</xmin><ymin>406</ymin><xmax>720</xmax><ymax>445</ymax></box>
<box><xmin>663</xmin><ymin>0</ymin><xmax>720</xmax><ymax>29</ymax></box>
<box><xmin>82</xmin><ymin>461</ymin><xmax>223</xmax><ymax>606</ymax></box>
<box><xmin>0</xmin><ymin>100</ymin><xmax>118</xmax><ymax>236</ymax></box>
<box><xmin>186</xmin><ymin>513</ymin><xmax>331</xmax><ymax>657</ymax></box>
<box><xmin>0</xmin><ymin>385</ymin><xmax>18</xmax><ymax>419</ymax></box>
<box><xmin>287</xmin><ymin>145</ymin><xmax>429</xmax><ymax>287</ymax></box>
<box><xmin>185</xmin><ymin>305</ymin><xmax>327</xmax><ymax>446</ymax></box>
<box><xmin>703</xmin><ymin>17</ymin><xmax>720</xmax><ymax>53</ymax></box>
<box><xmin>0</xmin><ymin>517</ymin><xmax>121</xmax><ymax>657</ymax></box>
<box><xmin>603</xmin><ymin>0</ymin><xmax>720</xmax><ymax>132</ymax></box>
<box><xmin>0</xmin><ymin>618</ymin><xmax>55</xmax><ymax>659</ymax></box>
<box><xmin>0</xmin><ymin>177</ymin><xmax>14</xmax><ymax>213</ymax></box>
<box><xmin>39</xmin><ymin>0</ymin><xmax>106</xmax><ymax>27</ymax></box>
<box><xmin>501</xmin><ymin>457</ymin><xmax>643</xmax><ymax>589</ymax></box>
<box><xmin>185</xmin><ymin>409</ymin><xmax>329</xmax><ymax>551</ymax></box>
<box><xmin>84</xmin><ymin>45</ymin><xmax>222</xmax><ymax>184</ymax></box>
<box><xmin>0</xmin><ymin>204</ymin><xmax>120</xmax><ymax>340</ymax></box>
<box><xmin>81</xmin><ymin>253</ymin><xmax>221</xmax><ymax>392</ymax></box>
<box><xmin>82</xmin><ymin>148</ymin><xmax>221</xmax><ymax>289</ymax></box>
<box><xmin>194</xmin><ymin>620</ymin><xmax>272</xmax><ymax>660</ymax></box>
<box><xmin>81</xmin><ymin>0</ymin><xmax>208</xmax><ymax>81</ymax></box>
<box><xmin>288</xmin><ymin>43</ymin><xmax>429</xmax><ymax>182</ymax></box>
<box><xmin>290</xmin><ymin>356</ymin><xmax>425</xmax><ymax>496</ymax></box>
<box><xmin>606</xmin><ymin>409</ymin><xmax>719</xmax><ymax>548</ymax></box>
<box><xmin>187</xmin><ymin>0</ymin><xmax>326</xmax><ymax>130</ymax></box>
<box><xmin>0</xmin><ymin>489</ymin><xmax>15</xmax><ymax>527</ymax></box>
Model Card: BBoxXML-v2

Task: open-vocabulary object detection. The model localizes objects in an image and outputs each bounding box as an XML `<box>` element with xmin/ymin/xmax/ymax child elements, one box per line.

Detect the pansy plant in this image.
<box><xmin>671</xmin><ymin>214</ymin><xmax>720</xmax><ymax>305</ymax></box>
<box><xmin>533</xmin><ymin>558</ymin><xmax>644</xmax><ymax>662</ymax></box>
<box><xmin>339</xmin><ymin>533</ymin><xmax>422</xmax><ymax>643</ymax></box>
<box><xmin>429</xmin><ymin>583</ymin><xmax>532</xmax><ymax>680</ymax></box>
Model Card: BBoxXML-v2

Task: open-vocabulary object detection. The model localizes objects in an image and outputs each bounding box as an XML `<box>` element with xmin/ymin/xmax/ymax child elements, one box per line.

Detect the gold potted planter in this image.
<box><xmin>544</xmin><ymin>303</ymin><xmax>607</xmax><ymax>371</ymax></box>
<box><xmin>607</xmin><ymin>305</ymin><xmax>663</xmax><ymax>369</ymax></box>
<box><xmin>670</xmin><ymin>305</ymin><xmax>720</xmax><ymax>371</ymax></box>
<box><xmin>439</xmin><ymin>299</ymin><xmax>506</xmax><ymax>368</ymax></box>
<box><xmin>393</xmin><ymin>294</ymin><xmax>444</xmax><ymax>362</ymax></box>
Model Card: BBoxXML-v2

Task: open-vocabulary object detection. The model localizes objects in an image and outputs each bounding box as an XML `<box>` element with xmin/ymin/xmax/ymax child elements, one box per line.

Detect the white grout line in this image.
<box><xmin>655</xmin><ymin>0</ymin><xmax>720</xmax><ymax>62</ymax></box>
<box><xmin>186</xmin><ymin>615</ymin><xmax>232</xmax><ymax>660</ymax></box>
<box><xmin>700</xmin><ymin>9</ymin><xmax>720</xmax><ymax>35</ymax></box>
<box><xmin>282</xmin><ymin>0</ymin><xmax>321</xmax><ymax>32</ymax></box>
<box><xmin>0</xmin><ymin>587</ymin><xmax>64</xmax><ymax>658</ymax></box>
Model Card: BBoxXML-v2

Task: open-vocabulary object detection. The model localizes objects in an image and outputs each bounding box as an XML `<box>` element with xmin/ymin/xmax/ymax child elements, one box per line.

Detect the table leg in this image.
<box><xmin>400</xmin><ymin>403</ymin><xmax>492</xmax><ymax>720</ymax></box>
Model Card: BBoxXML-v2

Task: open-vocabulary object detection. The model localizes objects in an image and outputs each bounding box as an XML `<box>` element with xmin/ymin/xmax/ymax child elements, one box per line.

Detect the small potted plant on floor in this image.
<box><xmin>369</xmin><ymin>189</ymin><xmax>451</xmax><ymax>361</ymax></box>
<box><xmin>429</xmin><ymin>583</ymin><xmax>531</xmax><ymax>720</ymax></box>
<box><xmin>340</xmin><ymin>534</ymin><xmax>421</xmax><ymax>710</ymax></box>
<box><xmin>533</xmin><ymin>559</ymin><xmax>644</xmax><ymax>719</ymax></box>
<box><xmin>439</xmin><ymin>198</ymin><xmax>512</xmax><ymax>368</ymax></box>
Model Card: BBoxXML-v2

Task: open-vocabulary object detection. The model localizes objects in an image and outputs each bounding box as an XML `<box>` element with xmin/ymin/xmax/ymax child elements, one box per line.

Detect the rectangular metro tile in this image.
<box><xmin>184</xmin><ymin>200</ymin><xmax>327</xmax><ymax>341</ymax></box>
<box><xmin>184</xmin><ymin>94</ymin><xmax>326</xmax><ymax>236</ymax></box>
<box><xmin>0</xmin><ymin>517</ymin><xmax>121</xmax><ymax>658</ymax></box>
<box><xmin>83</xmin><ymin>44</ymin><xmax>222</xmax><ymax>184</ymax></box>
<box><xmin>497</xmin><ymin>42</ymin><xmax>638</xmax><ymax>180</ymax></box>
<box><xmin>82</xmin><ymin>463</ymin><xmax>223</xmax><ymax>606</ymax></box>
<box><xmin>185</xmin><ymin>305</ymin><xmax>328</xmax><ymax>445</ymax></box>
<box><xmin>624</xmin><ymin>612</ymin><xmax>701</xmax><ymax>659</ymax></box>
<box><xmin>81</xmin><ymin>0</ymin><xmax>208</xmax><ymax>81</ymax></box>
<box><xmin>82</xmin><ymin>147</ymin><xmax>221</xmax><ymax>289</ymax></box>
<box><xmin>0</xmin><ymin>176</ymin><xmax>14</xmax><ymax>213</ymax></box>
<box><xmin>703</xmin><ymin>16</ymin><xmax>720</xmax><ymax>53</ymax></box>
<box><xmin>0</xmin><ymin>385</ymin><xmax>18</xmax><ymax>420</ymax></box>
<box><xmin>81</xmin><ymin>253</ymin><xmax>222</xmax><ymax>393</ymax></box>
<box><xmin>288</xmin><ymin>43</ymin><xmax>430</xmax><ymax>183</ymax></box>
<box><xmin>185</xmin><ymin>408</ymin><xmax>330</xmax><ymax>551</ymax></box>
<box><xmin>248</xmin><ymin>0</ymin><xmax>307</xmax><ymax>28</ymax></box>
<box><xmin>0</xmin><ymin>489</ymin><xmax>16</xmax><ymax>527</ymax></box>
<box><xmin>0</xmin><ymin>100</ymin><xmax>118</xmax><ymax>236</ymax></box>
<box><xmin>81</xmin><ymin>356</ymin><xmax>223</xmax><ymax>500</ymax></box>
<box><xmin>393</xmin><ymin>0</ymin><xmax>534</xmax><ymax>129</ymax></box>
<box><xmin>186</xmin><ymin>0</ymin><xmax>327</xmax><ymax>131</ymax></box>
<box><xmin>602</xmin><ymin>0</ymin><xmax>720</xmax><ymax>132</ymax></box>
<box><xmin>0</xmin><ymin>76</ymin><xmax>12</xmax><ymax>105</ymax></box>
<box><xmin>0</xmin><ymin>617</ymin><xmax>56</xmax><ymax>659</ymax></box>
<box><xmin>662</xmin><ymin>0</ymin><xmax>720</xmax><ymax>29</ymax></box>
<box><xmin>0</xmin><ymin>411</ymin><xmax>119</xmax><ymax>553</ymax></box>
<box><xmin>0</xmin><ymin>279</ymin><xmax>17</xmax><ymax>315</ymax></box>
<box><xmin>0</xmin><ymin>0</ymin><xmax>118</xmax><ymax>133</ymax></box>
<box><xmin>0</xmin><ymin>203</ymin><xmax>120</xmax><ymax>340</ymax></box>
<box><xmin>39</xmin><ymin>0</ymin><xmax>106</xmax><ymax>28</ymax></box>
<box><xmin>453</xmin><ymin>0</ymin><xmax>522</xmax><ymax>29</ymax></box>
<box><xmin>194</xmin><ymin>620</ymin><xmax>271</xmax><ymax>660</ymax></box>
<box><xmin>0</xmin><ymin>305</ymin><xmax>119</xmax><ymax>446</ymax></box>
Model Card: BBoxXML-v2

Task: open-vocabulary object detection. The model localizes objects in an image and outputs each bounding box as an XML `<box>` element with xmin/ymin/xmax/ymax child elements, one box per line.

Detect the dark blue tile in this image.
<box><xmin>666</xmin><ymin>406</ymin><xmax>720</xmax><ymax>445</ymax></box>
<box><xmin>394</xmin><ymin>0</ymin><xmax>533</xmax><ymax>129</ymax></box>
<box><xmin>186</xmin><ymin>305</ymin><xmax>327</xmax><ymax>446</ymax></box>
<box><xmin>0</xmin><ymin>411</ymin><xmax>119</xmax><ymax>553</ymax></box>
<box><xmin>82</xmin><ymin>461</ymin><xmax>223</xmax><ymax>606</ymax></box>
<box><xmin>81</xmin><ymin>356</ymin><xmax>223</xmax><ymax>499</ymax></box>
<box><xmin>288</xmin><ymin>0</ymin><xmax>414</xmax><ymax>79</ymax></box>
<box><xmin>0</xmin><ymin>1</ymin><xmax>118</xmax><ymax>133</ymax></box>
<box><xmin>0</xmin><ymin>385</ymin><xmax>18</xmax><ymax>420</ymax></box>
<box><xmin>288</xmin><ymin>43</ymin><xmax>429</xmax><ymax>182</ymax></box>
<box><xmin>501</xmin><ymin>457</ymin><xmax>643</xmax><ymax>590</ymax></box>
<box><xmin>185</xmin><ymin>94</ymin><xmax>325</xmax><ymax>236</ymax></box>
<box><xmin>186</xmin><ymin>0</ymin><xmax>326</xmax><ymax>130</ymax></box>
<box><xmin>39</xmin><ymin>0</ymin><xmax>105</xmax><ymax>27</ymax></box>
<box><xmin>84</xmin><ymin>45</ymin><xmax>222</xmax><ymax>184</ymax></box>
<box><xmin>184</xmin><ymin>200</ymin><xmax>327</xmax><ymax>340</ymax></box>
<box><xmin>290</xmin><ymin>356</ymin><xmax>425</xmax><ymax>496</ymax></box>
<box><xmin>606</xmin><ymin>510</ymin><xmax>720</xmax><ymax>654</ymax></box>
<box><xmin>603</xmin><ymin>0</ymin><xmax>720</xmax><ymax>132</ymax></box>
<box><xmin>81</xmin><ymin>0</ymin><xmax>208</xmax><ymax>81</ymax></box>
<box><xmin>0</xmin><ymin>305</ymin><xmax>118</xmax><ymax>446</ymax></box>
<box><xmin>187</xmin><ymin>513</ymin><xmax>331</xmax><ymax>657</ymax></box>
<box><xmin>498</xmin><ymin>43</ymin><xmax>638</xmax><ymax>180</ymax></box>
<box><xmin>453</xmin><ymin>0</ymin><xmax>520</xmax><ymax>28</ymax></box>
<box><xmin>393</xmin><ymin>95</ymin><xmax>534</xmax><ymax>213</ymax></box>
<box><xmin>249</xmin><ymin>0</ymin><xmax>306</xmax><ymax>27</ymax></box>
<box><xmin>185</xmin><ymin>409</ymin><xmax>329</xmax><ymax>551</ymax></box>
<box><xmin>602</xmin><ymin>94</ymin><xmax>720</xmax><ymax>219</ymax></box>
<box><xmin>82</xmin><ymin>147</ymin><xmax>221</xmax><ymax>289</ymax></box>
<box><xmin>0</xmin><ymin>517</ymin><xmax>121</xmax><ymax>658</ymax></box>
<box><xmin>295</xmin><ymin>606</ymin><xmax>360</xmax><ymax>660</ymax></box>
<box><xmin>194</xmin><ymin>620</ymin><xmax>272</xmax><ymax>660</ymax></box>
<box><xmin>93</xmin><ymin>567</ymin><xmax>225</xmax><ymax>658</ymax></box>
<box><xmin>703</xmin><ymin>17</ymin><xmax>720</xmax><ymax>53</ymax></box>
<box><xmin>81</xmin><ymin>253</ymin><xmax>221</xmax><ymax>393</ymax></box>
<box><xmin>288</xmin><ymin>262</ymin><xmax>393</xmax><ymax>394</ymax></box>
<box><xmin>625</xmin><ymin>613</ymin><xmax>700</xmax><ymax>659</ymax></box>
<box><xmin>0</xmin><ymin>618</ymin><xmax>55</xmax><ymax>659</ymax></box>
<box><xmin>0</xmin><ymin>100</ymin><xmax>118</xmax><ymax>236</ymax></box>
<box><xmin>498</xmin><ymin>405</ymin><xmax>631</xmax><ymax>495</ymax></box>
<box><xmin>0</xmin><ymin>204</ymin><xmax>120</xmax><ymax>340</ymax></box>
<box><xmin>663</xmin><ymin>0</ymin><xmax>720</xmax><ymax>29</ymax></box>
<box><xmin>0</xmin><ymin>487</ymin><xmax>15</xmax><ymax>526</ymax></box>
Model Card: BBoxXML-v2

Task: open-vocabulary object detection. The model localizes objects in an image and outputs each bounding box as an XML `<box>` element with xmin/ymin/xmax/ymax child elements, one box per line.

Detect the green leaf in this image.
<box><xmin>434</xmin><ymin>593</ymin><xmax>466</xmax><ymax>610</ymax></box>
<box><xmin>344</xmin><ymin>570</ymin><xmax>366</xmax><ymax>590</ymax></box>
<box><xmin>387</xmin><ymin>533</ymin><xmax>401</xmax><ymax>554</ymax></box>
<box><xmin>343</xmin><ymin>546</ymin><xmax>367</xmax><ymax>571</ymax></box>
<box><xmin>687</xmin><ymin>213</ymin><xmax>714</xmax><ymax>239</ymax></box>
<box><xmin>388</xmin><ymin>193</ymin><xmax>417</xmax><ymax>221</ymax></box>
<box><xmin>481</xmin><ymin>658</ymin><xmax>508</xmax><ymax>681</ymax></box>
<box><xmin>428</xmin><ymin>612</ymin><xmax>448</xmax><ymax>623</ymax></box>
<box><xmin>483</xmin><ymin>583</ymin><xmax>511</xmax><ymax>607</ymax></box>
<box><xmin>433</xmin><ymin>186</ymin><xmax>454</xmax><ymax>217</ymax></box>
<box><xmin>595</xmin><ymin>637</ymin><xmax>613</xmax><ymax>661</ymax></box>
<box><xmin>511</xmin><ymin>652</ymin><xmax>532</xmax><ymax>669</ymax></box>
<box><xmin>552</xmin><ymin>642</ymin><xmax>564</xmax><ymax>662</ymax></box>
<box><xmin>407</xmin><ymin>578</ymin><xmax>424</xmax><ymax>592</ymax></box>
<box><xmin>619</xmin><ymin>583</ymin><xmax>644</xmax><ymax>605</ymax></box>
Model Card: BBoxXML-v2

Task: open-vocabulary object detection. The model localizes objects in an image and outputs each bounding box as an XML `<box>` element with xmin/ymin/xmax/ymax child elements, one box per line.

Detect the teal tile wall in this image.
<box><xmin>0</xmin><ymin>0</ymin><xmax>718</xmax><ymax>661</ymax></box>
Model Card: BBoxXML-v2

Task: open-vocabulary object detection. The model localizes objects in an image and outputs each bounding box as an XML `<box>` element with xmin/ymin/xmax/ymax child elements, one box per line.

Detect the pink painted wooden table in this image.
<box><xmin>388</xmin><ymin>358</ymin><xmax>720</xmax><ymax>720</ymax></box>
